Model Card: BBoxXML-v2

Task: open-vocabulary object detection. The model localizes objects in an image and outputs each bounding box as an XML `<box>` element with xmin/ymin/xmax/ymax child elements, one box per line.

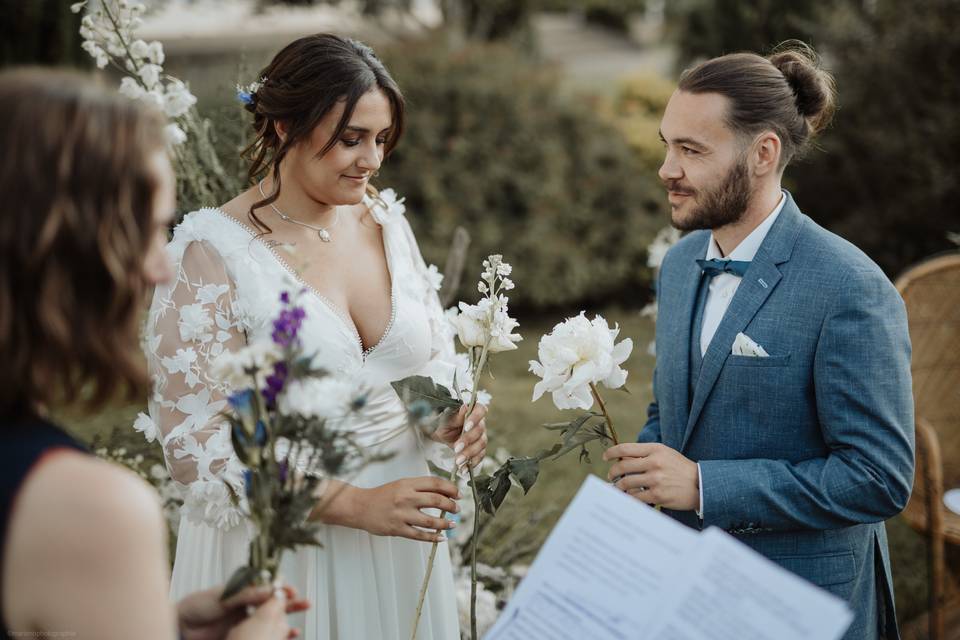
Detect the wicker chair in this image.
<box><xmin>896</xmin><ymin>252</ymin><xmax>960</xmax><ymax>640</ymax></box>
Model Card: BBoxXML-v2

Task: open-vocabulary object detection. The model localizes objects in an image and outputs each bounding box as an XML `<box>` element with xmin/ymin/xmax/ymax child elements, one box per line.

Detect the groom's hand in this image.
<box><xmin>603</xmin><ymin>443</ymin><xmax>700</xmax><ymax>511</ymax></box>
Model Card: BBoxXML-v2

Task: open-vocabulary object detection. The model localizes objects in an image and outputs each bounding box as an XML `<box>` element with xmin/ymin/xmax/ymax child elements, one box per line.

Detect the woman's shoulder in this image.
<box><xmin>4</xmin><ymin>451</ymin><xmax>170</xmax><ymax>634</ymax></box>
<box><xmin>15</xmin><ymin>451</ymin><xmax>164</xmax><ymax>545</ymax></box>
<box><xmin>168</xmin><ymin>205</ymin><xmax>253</xmax><ymax>261</ymax></box>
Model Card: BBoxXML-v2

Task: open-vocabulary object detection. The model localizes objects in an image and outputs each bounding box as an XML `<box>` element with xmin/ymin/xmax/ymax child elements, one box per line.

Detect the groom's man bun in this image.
<box><xmin>678</xmin><ymin>40</ymin><xmax>837</xmax><ymax>168</ymax></box>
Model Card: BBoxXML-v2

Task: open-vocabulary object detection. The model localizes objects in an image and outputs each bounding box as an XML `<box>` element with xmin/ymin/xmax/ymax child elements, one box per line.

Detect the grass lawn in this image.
<box><xmin>59</xmin><ymin>307</ymin><xmax>934</xmax><ymax>626</ymax></box>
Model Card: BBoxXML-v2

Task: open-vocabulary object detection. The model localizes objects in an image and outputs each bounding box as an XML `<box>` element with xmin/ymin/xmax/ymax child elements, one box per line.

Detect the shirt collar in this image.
<box><xmin>705</xmin><ymin>191</ymin><xmax>787</xmax><ymax>261</ymax></box>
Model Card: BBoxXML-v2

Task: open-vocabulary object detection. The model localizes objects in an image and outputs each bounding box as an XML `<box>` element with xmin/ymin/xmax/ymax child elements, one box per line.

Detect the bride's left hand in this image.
<box><xmin>431</xmin><ymin>403</ymin><xmax>488</xmax><ymax>470</ymax></box>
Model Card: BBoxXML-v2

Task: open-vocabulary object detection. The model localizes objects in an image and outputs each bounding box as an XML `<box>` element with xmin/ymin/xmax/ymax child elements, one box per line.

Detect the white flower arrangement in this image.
<box><xmin>73</xmin><ymin>1</ymin><xmax>197</xmax><ymax>147</ymax></box>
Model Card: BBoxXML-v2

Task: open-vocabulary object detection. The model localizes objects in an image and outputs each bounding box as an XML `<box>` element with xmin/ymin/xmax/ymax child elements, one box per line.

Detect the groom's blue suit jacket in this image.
<box><xmin>642</xmin><ymin>193</ymin><xmax>914</xmax><ymax>640</ymax></box>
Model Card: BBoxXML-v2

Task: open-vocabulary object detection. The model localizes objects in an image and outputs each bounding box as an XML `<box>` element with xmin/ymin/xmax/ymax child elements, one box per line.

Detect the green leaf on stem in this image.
<box><xmin>391</xmin><ymin>375</ymin><xmax>462</xmax><ymax>412</ymax></box>
<box><xmin>427</xmin><ymin>459</ymin><xmax>453</xmax><ymax>478</ymax></box>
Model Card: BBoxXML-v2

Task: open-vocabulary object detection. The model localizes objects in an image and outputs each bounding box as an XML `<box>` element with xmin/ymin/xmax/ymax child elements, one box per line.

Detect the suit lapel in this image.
<box><xmin>668</xmin><ymin>249</ymin><xmax>707</xmax><ymax>447</ymax></box>
<box><xmin>679</xmin><ymin>193</ymin><xmax>806</xmax><ymax>452</ymax></box>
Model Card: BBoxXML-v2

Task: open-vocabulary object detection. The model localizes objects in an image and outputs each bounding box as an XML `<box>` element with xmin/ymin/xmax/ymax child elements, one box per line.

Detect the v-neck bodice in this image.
<box><xmin>208</xmin><ymin>207</ymin><xmax>398</xmax><ymax>361</ymax></box>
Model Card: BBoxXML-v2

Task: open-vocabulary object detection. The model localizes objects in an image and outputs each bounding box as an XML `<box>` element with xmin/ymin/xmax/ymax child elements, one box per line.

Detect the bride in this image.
<box><xmin>140</xmin><ymin>34</ymin><xmax>487</xmax><ymax>639</ymax></box>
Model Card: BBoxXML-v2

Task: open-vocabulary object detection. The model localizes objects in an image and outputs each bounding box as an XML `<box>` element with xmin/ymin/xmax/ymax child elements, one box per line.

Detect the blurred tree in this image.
<box><xmin>666</xmin><ymin>0</ymin><xmax>960</xmax><ymax>278</ymax></box>
<box><xmin>0</xmin><ymin>0</ymin><xmax>85</xmax><ymax>68</ymax></box>
<box><xmin>377</xmin><ymin>37</ymin><xmax>665</xmax><ymax>311</ymax></box>
<box><xmin>789</xmin><ymin>0</ymin><xmax>960</xmax><ymax>277</ymax></box>
<box><xmin>666</xmin><ymin>0</ymin><xmax>825</xmax><ymax>67</ymax></box>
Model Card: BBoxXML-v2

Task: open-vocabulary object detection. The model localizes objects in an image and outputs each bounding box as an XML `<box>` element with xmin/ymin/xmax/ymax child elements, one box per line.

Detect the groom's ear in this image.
<box><xmin>751</xmin><ymin>131</ymin><xmax>782</xmax><ymax>177</ymax></box>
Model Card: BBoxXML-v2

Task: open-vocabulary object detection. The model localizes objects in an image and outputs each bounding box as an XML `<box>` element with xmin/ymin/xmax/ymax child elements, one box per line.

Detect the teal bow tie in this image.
<box><xmin>696</xmin><ymin>258</ymin><xmax>751</xmax><ymax>278</ymax></box>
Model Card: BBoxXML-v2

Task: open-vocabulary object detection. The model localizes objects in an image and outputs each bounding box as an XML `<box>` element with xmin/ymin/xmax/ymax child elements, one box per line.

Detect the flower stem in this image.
<box><xmin>411</xmin><ymin>342</ymin><xmax>490</xmax><ymax>640</ymax></box>
<box><xmin>589</xmin><ymin>382</ymin><xmax>619</xmax><ymax>445</ymax></box>
<box><xmin>469</xmin><ymin>465</ymin><xmax>479</xmax><ymax>640</ymax></box>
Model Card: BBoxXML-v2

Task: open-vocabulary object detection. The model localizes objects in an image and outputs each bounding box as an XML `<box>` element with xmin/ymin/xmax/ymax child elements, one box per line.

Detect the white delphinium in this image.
<box><xmin>529</xmin><ymin>313</ymin><xmax>633</xmax><ymax>412</ymax></box>
<box><xmin>448</xmin><ymin>255</ymin><xmax>521</xmax><ymax>353</ymax></box>
<box><xmin>72</xmin><ymin>0</ymin><xmax>196</xmax><ymax>146</ymax></box>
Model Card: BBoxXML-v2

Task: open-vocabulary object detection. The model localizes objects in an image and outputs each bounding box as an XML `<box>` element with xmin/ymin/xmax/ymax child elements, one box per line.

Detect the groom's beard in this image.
<box><xmin>667</xmin><ymin>158</ymin><xmax>752</xmax><ymax>232</ymax></box>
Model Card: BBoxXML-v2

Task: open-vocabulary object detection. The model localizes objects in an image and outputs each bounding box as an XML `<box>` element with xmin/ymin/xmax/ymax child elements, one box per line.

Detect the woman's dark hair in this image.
<box><xmin>0</xmin><ymin>68</ymin><xmax>167</xmax><ymax>420</ymax></box>
<box><xmin>678</xmin><ymin>40</ymin><xmax>837</xmax><ymax>168</ymax></box>
<box><xmin>242</xmin><ymin>33</ymin><xmax>405</xmax><ymax>233</ymax></box>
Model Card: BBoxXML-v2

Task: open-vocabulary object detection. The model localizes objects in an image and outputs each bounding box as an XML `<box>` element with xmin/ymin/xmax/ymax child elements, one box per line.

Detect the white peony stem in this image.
<box><xmin>589</xmin><ymin>382</ymin><xmax>619</xmax><ymax>445</ymax></box>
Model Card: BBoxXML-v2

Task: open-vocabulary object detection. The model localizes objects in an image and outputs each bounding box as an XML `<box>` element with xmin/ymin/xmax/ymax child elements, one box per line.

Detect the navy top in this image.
<box><xmin>1</xmin><ymin>417</ymin><xmax>85</xmax><ymax>638</ymax></box>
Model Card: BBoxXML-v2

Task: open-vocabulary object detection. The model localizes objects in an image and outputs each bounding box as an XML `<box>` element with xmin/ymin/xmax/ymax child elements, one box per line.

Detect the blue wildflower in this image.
<box><xmin>243</xmin><ymin>469</ymin><xmax>255</xmax><ymax>498</ymax></box>
<box><xmin>254</xmin><ymin>420</ymin><xmax>268</xmax><ymax>447</ymax></box>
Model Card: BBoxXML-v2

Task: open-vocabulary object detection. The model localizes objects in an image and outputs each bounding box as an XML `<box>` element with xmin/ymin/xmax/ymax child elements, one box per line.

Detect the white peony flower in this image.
<box><xmin>132</xmin><ymin>411</ymin><xmax>159</xmax><ymax>443</ymax></box>
<box><xmin>164</xmin><ymin>123</ymin><xmax>187</xmax><ymax>146</ymax></box>
<box><xmin>529</xmin><ymin>313</ymin><xmax>633</xmax><ymax>411</ymax></box>
<box><xmin>278</xmin><ymin>376</ymin><xmax>358</xmax><ymax>421</ymax></box>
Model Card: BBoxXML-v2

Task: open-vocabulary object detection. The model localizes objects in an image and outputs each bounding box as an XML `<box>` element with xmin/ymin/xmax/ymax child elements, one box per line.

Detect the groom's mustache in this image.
<box><xmin>662</xmin><ymin>179</ymin><xmax>696</xmax><ymax>197</ymax></box>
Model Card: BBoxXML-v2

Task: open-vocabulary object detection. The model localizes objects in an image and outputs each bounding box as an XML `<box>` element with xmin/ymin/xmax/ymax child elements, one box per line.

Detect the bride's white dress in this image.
<box><xmin>140</xmin><ymin>191</ymin><xmax>461</xmax><ymax>639</ymax></box>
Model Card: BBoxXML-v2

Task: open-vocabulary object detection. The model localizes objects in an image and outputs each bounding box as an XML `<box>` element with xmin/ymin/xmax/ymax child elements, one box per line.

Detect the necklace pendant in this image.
<box><xmin>318</xmin><ymin>228</ymin><xmax>331</xmax><ymax>242</ymax></box>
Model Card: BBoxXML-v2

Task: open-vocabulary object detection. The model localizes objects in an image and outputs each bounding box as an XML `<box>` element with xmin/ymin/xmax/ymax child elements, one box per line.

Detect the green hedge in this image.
<box><xmin>377</xmin><ymin>38</ymin><xmax>666</xmax><ymax>311</ymax></box>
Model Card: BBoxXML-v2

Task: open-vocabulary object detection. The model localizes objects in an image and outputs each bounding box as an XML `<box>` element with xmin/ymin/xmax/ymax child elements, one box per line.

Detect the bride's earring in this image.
<box><xmin>373</xmin><ymin>171</ymin><xmax>380</xmax><ymax>178</ymax></box>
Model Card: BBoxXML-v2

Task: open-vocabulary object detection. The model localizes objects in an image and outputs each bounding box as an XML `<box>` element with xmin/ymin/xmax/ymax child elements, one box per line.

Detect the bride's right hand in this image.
<box><xmin>352</xmin><ymin>477</ymin><xmax>461</xmax><ymax>542</ymax></box>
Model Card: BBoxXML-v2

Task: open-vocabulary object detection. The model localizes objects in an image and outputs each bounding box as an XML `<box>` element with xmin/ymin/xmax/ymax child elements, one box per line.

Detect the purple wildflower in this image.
<box><xmin>262</xmin><ymin>361</ymin><xmax>289</xmax><ymax>408</ymax></box>
<box><xmin>271</xmin><ymin>305</ymin><xmax>306</xmax><ymax>348</ymax></box>
<box><xmin>279</xmin><ymin>460</ymin><xmax>289</xmax><ymax>485</ymax></box>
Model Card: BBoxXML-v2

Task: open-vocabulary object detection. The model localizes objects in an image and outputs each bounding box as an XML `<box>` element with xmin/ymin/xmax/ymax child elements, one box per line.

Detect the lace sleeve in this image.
<box><xmin>138</xmin><ymin>239</ymin><xmax>248</xmax><ymax>530</ymax></box>
<box><xmin>397</xmin><ymin>218</ymin><xmax>465</xmax><ymax>471</ymax></box>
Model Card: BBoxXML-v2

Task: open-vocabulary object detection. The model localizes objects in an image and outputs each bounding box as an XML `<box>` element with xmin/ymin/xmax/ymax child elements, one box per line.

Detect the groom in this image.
<box><xmin>604</xmin><ymin>45</ymin><xmax>914</xmax><ymax>640</ymax></box>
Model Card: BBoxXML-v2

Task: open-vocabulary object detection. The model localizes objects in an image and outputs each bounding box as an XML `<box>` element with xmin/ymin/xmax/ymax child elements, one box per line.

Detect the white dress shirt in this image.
<box><xmin>696</xmin><ymin>192</ymin><xmax>786</xmax><ymax>517</ymax></box>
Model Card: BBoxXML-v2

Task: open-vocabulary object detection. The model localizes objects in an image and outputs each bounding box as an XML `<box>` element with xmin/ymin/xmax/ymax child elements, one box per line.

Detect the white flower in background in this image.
<box><xmin>425</xmin><ymin>264</ymin><xmax>444</xmax><ymax>291</ymax></box>
<box><xmin>164</xmin><ymin>123</ymin><xmax>187</xmax><ymax>146</ymax></box>
<box><xmin>163</xmin><ymin>78</ymin><xmax>197</xmax><ymax>118</ymax></box>
<box><xmin>75</xmin><ymin>1</ymin><xmax>195</xmax><ymax>146</ymax></box>
<box><xmin>138</xmin><ymin>63</ymin><xmax>162</xmax><ymax>89</ymax></box>
<box><xmin>210</xmin><ymin>342</ymin><xmax>282</xmax><ymax>389</ymax></box>
<box><xmin>455</xmin><ymin>571</ymin><xmax>499</xmax><ymax>637</ymax></box>
<box><xmin>529</xmin><ymin>313</ymin><xmax>633</xmax><ymax>411</ymax></box>
<box><xmin>278</xmin><ymin>376</ymin><xmax>358</xmax><ymax>421</ymax></box>
<box><xmin>132</xmin><ymin>411</ymin><xmax>159</xmax><ymax>443</ymax></box>
<box><xmin>647</xmin><ymin>226</ymin><xmax>681</xmax><ymax>269</ymax></box>
<box><xmin>118</xmin><ymin>76</ymin><xmax>145</xmax><ymax>100</ymax></box>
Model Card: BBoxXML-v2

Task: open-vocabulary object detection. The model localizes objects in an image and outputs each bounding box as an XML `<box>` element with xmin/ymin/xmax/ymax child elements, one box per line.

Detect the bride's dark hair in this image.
<box><xmin>241</xmin><ymin>33</ymin><xmax>405</xmax><ymax>234</ymax></box>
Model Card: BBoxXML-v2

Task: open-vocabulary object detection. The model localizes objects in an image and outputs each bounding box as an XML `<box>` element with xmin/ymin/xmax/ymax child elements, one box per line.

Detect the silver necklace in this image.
<box><xmin>257</xmin><ymin>180</ymin><xmax>340</xmax><ymax>242</ymax></box>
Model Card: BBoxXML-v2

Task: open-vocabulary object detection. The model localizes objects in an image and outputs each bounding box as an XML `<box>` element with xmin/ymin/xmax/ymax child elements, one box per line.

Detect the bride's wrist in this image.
<box><xmin>310</xmin><ymin>479</ymin><xmax>362</xmax><ymax>528</ymax></box>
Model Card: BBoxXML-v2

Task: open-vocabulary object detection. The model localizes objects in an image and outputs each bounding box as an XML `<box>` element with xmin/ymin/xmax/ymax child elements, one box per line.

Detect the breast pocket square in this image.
<box><xmin>732</xmin><ymin>332</ymin><xmax>769</xmax><ymax>357</ymax></box>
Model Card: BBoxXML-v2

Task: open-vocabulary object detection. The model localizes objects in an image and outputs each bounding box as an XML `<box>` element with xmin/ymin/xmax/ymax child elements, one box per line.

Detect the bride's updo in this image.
<box><xmin>678</xmin><ymin>40</ymin><xmax>836</xmax><ymax>168</ymax></box>
<box><xmin>241</xmin><ymin>33</ymin><xmax>405</xmax><ymax>231</ymax></box>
